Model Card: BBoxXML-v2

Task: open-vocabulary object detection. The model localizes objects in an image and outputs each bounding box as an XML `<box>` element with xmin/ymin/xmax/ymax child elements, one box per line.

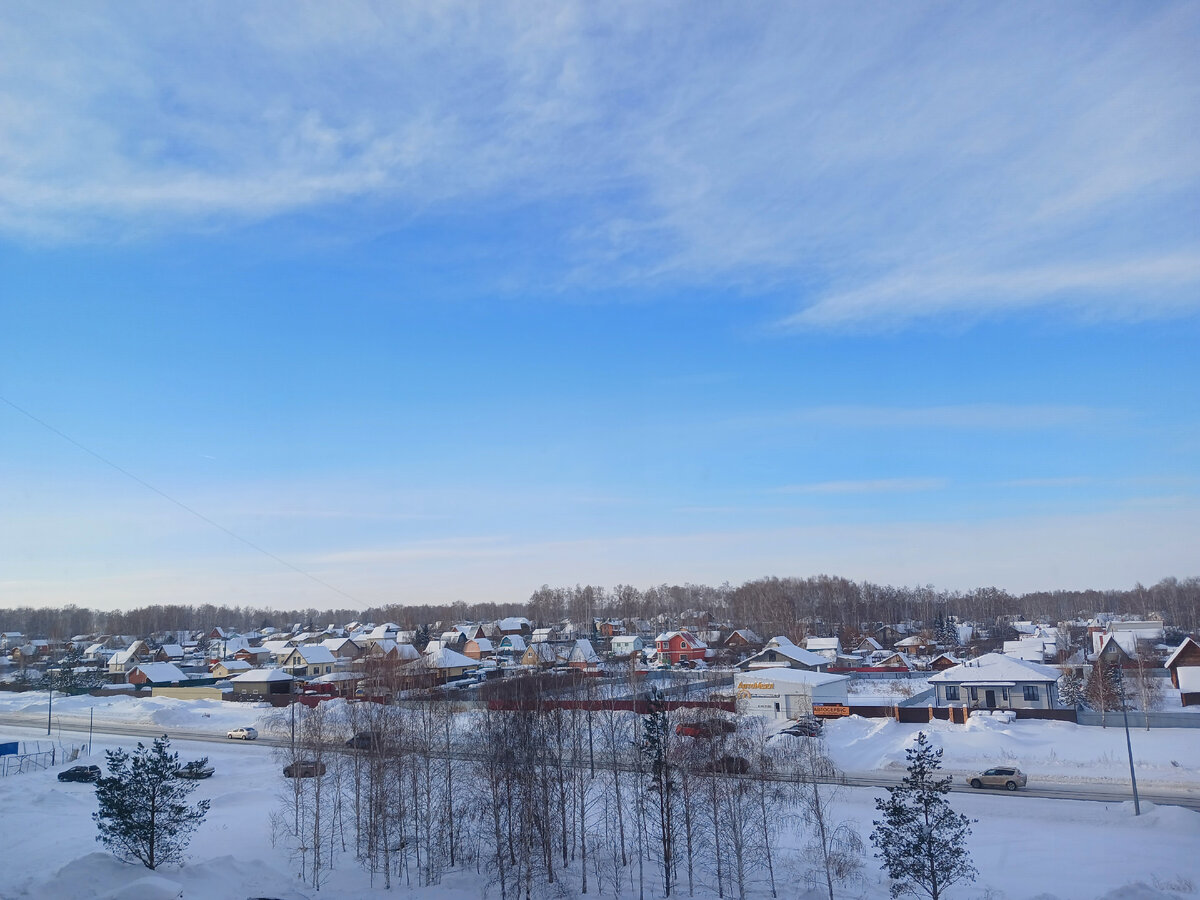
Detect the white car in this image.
<box><xmin>227</xmin><ymin>726</ymin><xmax>258</xmax><ymax>741</ymax></box>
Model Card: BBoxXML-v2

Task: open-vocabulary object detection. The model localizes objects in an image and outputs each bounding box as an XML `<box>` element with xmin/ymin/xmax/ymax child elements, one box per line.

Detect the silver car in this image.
<box><xmin>968</xmin><ymin>766</ymin><xmax>1027</xmax><ymax>791</ymax></box>
<box><xmin>227</xmin><ymin>726</ymin><xmax>258</xmax><ymax>741</ymax></box>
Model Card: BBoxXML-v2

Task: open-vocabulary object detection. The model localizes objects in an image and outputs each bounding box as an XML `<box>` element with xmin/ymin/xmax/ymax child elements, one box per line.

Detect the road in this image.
<box><xmin>3</xmin><ymin>711</ymin><xmax>1198</xmax><ymax>811</ymax></box>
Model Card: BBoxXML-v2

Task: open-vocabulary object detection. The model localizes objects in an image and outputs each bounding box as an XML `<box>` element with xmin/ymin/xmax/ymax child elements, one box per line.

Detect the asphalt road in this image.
<box><xmin>3</xmin><ymin>711</ymin><xmax>1198</xmax><ymax>811</ymax></box>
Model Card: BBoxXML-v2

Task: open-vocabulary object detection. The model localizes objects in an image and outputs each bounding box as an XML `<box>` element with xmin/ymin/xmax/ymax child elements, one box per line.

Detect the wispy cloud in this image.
<box><xmin>770</xmin><ymin>478</ymin><xmax>947</xmax><ymax>495</ymax></box>
<box><xmin>0</xmin><ymin>3</ymin><xmax>1195</xmax><ymax>325</ymax></box>
<box><xmin>732</xmin><ymin>404</ymin><xmax>1113</xmax><ymax>431</ymax></box>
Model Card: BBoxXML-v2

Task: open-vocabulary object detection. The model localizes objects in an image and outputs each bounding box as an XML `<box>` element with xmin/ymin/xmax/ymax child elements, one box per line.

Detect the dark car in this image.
<box><xmin>701</xmin><ymin>755</ymin><xmax>751</xmax><ymax>776</ymax></box>
<box><xmin>782</xmin><ymin>716</ymin><xmax>824</xmax><ymax>738</ymax></box>
<box><xmin>283</xmin><ymin>760</ymin><xmax>327</xmax><ymax>778</ymax></box>
<box><xmin>675</xmin><ymin>719</ymin><xmax>737</xmax><ymax>739</ymax></box>
<box><xmin>176</xmin><ymin>760</ymin><xmax>215</xmax><ymax>779</ymax></box>
<box><xmin>345</xmin><ymin>731</ymin><xmax>387</xmax><ymax>751</ymax></box>
<box><xmin>58</xmin><ymin>765</ymin><xmax>101</xmax><ymax>783</ymax></box>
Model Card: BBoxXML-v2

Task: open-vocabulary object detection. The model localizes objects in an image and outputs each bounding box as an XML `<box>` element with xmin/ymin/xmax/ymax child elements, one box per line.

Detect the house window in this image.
<box><xmin>1002</xmin><ymin>687</ymin><xmax>1009</xmax><ymax>702</ymax></box>
<box><xmin>969</xmin><ymin>687</ymin><xmax>978</xmax><ymax>701</ymax></box>
<box><xmin>945</xmin><ymin>685</ymin><xmax>960</xmax><ymax>701</ymax></box>
<box><xmin>768</xmin><ymin>651</ymin><xmax>777</xmax><ymax>662</ymax></box>
<box><xmin>1023</xmin><ymin>685</ymin><xmax>1040</xmax><ymax>702</ymax></box>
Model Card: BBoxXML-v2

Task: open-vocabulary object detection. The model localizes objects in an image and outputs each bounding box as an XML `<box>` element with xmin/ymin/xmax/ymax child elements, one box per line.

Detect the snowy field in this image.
<box><xmin>1</xmin><ymin>691</ymin><xmax>1200</xmax><ymax>899</ymax></box>
<box><xmin>0</xmin><ymin>721</ymin><xmax>1198</xmax><ymax>900</ymax></box>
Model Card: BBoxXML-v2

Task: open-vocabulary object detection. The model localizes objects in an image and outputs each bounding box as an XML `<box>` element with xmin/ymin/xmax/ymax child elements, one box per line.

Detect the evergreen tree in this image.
<box><xmin>94</xmin><ymin>735</ymin><xmax>210</xmax><ymax>870</ymax></box>
<box><xmin>1058</xmin><ymin>671</ymin><xmax>1088</xmax><ymax>710</ymax></box>
<box><xmin>871</xmin><ymin>732</ymin><xmax>976</xmax><ymax>900</ymax></box>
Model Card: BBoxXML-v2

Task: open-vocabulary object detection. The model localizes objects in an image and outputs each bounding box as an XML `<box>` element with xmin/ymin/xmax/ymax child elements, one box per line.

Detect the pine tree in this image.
<box><xmin>871</xmin><ymin>732</ymin><xmax>976</xmax><ymax>900</ymax></box>
<box><xmin>93</xmin><ymin>735</ymin><xmax>210</xmax><ymax>870</ymax></box>
<box><xmin>1058</xmin><ymin>671</ymin><xmax>1088</xmax><ymax>710</ymax></box>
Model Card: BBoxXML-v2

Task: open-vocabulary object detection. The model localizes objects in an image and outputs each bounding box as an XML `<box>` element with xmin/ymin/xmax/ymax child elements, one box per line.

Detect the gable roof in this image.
<box><xmin>422</xmin><ymin>647</ymin><xmax>478</xmax><ymax>670</ymax></box>
<box><xmin>1164</xmin><ymin>637</ymin><xmax>1200</xmax><ymax>670</ymax></box>
<box><xmin>740</xmin><ymin>642</ymin><xmax>828</xmax><ymax>669</ymax></box>
<box><xmin>737</xmin><ymin>668</ymin><xmax>849</xmax><ymax>687</ymax></box>
<box><xmin>285</xmin><ymin>645</ymin><xmax>337</xmax><ymax>665</ymax></box>
<box><xmin>131</xmin><ymin>662</ymin><xmax>187</xmax><ymax>684</ymax></box>
<box><xmin>929</xmin><ymin>652</ymin><xmax>1060</xmax><ymax>684</ymax></box>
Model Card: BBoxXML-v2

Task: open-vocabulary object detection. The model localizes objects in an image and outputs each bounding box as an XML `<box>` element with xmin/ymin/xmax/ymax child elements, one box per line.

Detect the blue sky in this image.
<box><xmin>2</xmin><ymin>2</ymin><xmax>1197</xmax><ymax>610</ymax></box>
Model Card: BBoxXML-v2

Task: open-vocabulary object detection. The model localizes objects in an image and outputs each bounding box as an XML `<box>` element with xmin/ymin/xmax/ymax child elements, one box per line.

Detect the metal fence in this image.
<box><xmin>1076</xmin><ymin>709</ymin><xmax>1200</xmax><ymax>729</ymax></box>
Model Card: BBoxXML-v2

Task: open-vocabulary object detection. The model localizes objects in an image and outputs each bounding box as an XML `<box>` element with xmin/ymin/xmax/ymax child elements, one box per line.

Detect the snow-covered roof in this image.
<box><xmin>230</xmin><ymin>668</ymin><xmax>294</xmax><ymax>683</ymax></box>
<box><xmin>131</xmin><ymin>662</ymin><xmax>187</xmax><ymax>683</ymax></box>
<box><xmin>497</xmin><ymin>616</ymin><xmax>530</xmax><ymax>631</ymax></box>
<box><xmin>468</xmin><ymin>637</ymin><xmax>494</xmax><ymax>651</ymax></box>
<box><xmin>214</xmin><ymin>659</ymin><xmax>252</xmax><ymax>672</ymax></box>
<box><xmin>929</xmin><ymin>653</ymin><xmax>1060</xmax><ymax>684</ymax></box>
<box><xmin>285</xmin><ymin>645</ymin><xmax>336</xmax><ymax>665</ymax></box>
<box><xmin>158</xmin><ymin>643</ymin><xmax>184</xmax><ymax>658</ymax></box>
<box><xmin>736</xmin><ymin>668</ymin><xmax>849</xmax><ymax>687</ymax></box>
<box><xmin>500</xmin><ymin>635</ymin><xmax>527</xmax><ymax>652</ymax></box>
<box><xmin>741</xmin><ymin>643</ymin><xmax>828</xmax><ymax>669</ymax></box>
<box><xmin>806</xmin><ymin>637</ymin><xmax>840</xmax><ymax>651</ymax></box>
<box><xmin>422</xmin><ymin>647</ymin><xmax>478</xmax><ymax>670</ymax></box>
<box><xmin>570</xmin><ymin>639</ymin><xmax>600</xmax><ymax>663</ymax></box>
<box><xmin>1163</xmin><ymin>637</ymin><xmax>1199</xmax><ymax>670</ymax></box>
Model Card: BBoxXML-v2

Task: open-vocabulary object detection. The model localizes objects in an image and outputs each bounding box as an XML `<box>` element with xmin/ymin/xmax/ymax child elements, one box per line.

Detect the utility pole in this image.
<box><xmin>46</xmin><ymin>675</ymin><xmax>53</xmax><ymax>736</ymax></box>
<box><xmin>89</xmin><ymin>706</ymin><xmax>94</xmax><ymax>755</ymax></box>
<box><xmin>1116</xmin><ymin>667</ymin><xmax>1141</xmax><ymax>815</ymax></box>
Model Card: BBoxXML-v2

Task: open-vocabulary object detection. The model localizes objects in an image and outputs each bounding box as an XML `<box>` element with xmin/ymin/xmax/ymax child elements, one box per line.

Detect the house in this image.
<box><xmin>928</xmin><ymin>653</ymin><xmax>963</xmax><ymax>672</ymax></box>
<box><xmin>531</xmin><ymin>627</ymin><xmax>556</xmax><ymax>643</ymax></box>
<box><xmin>321</xmin><ymin>637</ymin><xmax>363</xmax><ymax>661</ymax></box>
<box><xmin>420</xmin><ymin>647</ymin><xmax>479</xmax><ymax>681</ymax></box>
<box><xmin>108</xmin><ymin>641</ymin><xmax>151</xmax><ymax>679</ymax></box>
<box><xmin>725</xmin><ymin>629</ymin><xmax>762</xmax><ymax>649</ymax></box>
<box><xmin>498</xmin><ymin>635</ymin><xmax>527</xmax><ymax>656</ymax></box>
<box><xmin>521</xmin><ymin>642</ymin><xmax>565</xmax><ymax>668</ymax></box>
<box><xmin>228</xmin><ymin>667</ymin><xmax>294</xmax><ymax>696</ymax></box>
<box><xmin>1003</xmin><ymin>638</ymin><xmax>1055</xmax><ymax>663</ymax></box>
<box><xmin>736</xmin><ymin>637</ymin><xmax>827</xmax><ymax>672</ymax></box>
<box><xmin>597</xmin><ymin>620</ymin><xmax>625</xmax><ymax>638</ymax></box>
<box><xmin>128</xmin><ymin>662</ymin><xmax>188</xmax><ymax>687</ymax></box>
<box><xmin>1164</xmin><ymin>637</ymin><xmax>1200</xmax><ymax>706</ymax></box>
<box><xmin>804</xmin><ymin>636</ymin><xmax>841</xmax><ymax>662</ymax></box>
<box><xmin>853</xmin><ymin>637</ymin><xmax>883</xmax><ymax>656</ymax></box>
<box><xmin>155</xmin><ymin>644</ymin><xmax>185</xmax><ymax>662</ymax></box>
<box><xmin>211</xmin><ymin>659</ymin><xmax>253</xmax><ymax>679</ymax></box>
<box><xmin>497</xmin><ymin>617</ymin><xmax>532</xmax><ymax>636</ymax></box>
<box><xmin>234</xmin><ymin>648</ymin><xmax>274</xmax><ymax>666</ymax></box>
<box><xmin>929</xmin><ymin>653</ymin><xmax>1061</xmax><ymax>710</ymax></box>
<box><xmin>1094</xmin><ymin>634</ymin><xmax>1135</xmax><ymax>666</ymax></box>
<box><xmin>569</xmin><ymin>639</ymin><xmax>601</xmax><ymax>671</ymax></box>
<box><xmin>655</xmin><ymin>631</ymin><xmax>707</xmax><ymax>665</ymax></box>
<box><xmin>463</xmin><ymin>638</ymin><xmax>495</xmax><ymax>660</ymax></box>
<box><xmin>872</xmin><ymin>652</ymin><xmax>914</xmax><ymax>670</ymax></box>
<box><xmin>894</xmin><ymin>635</ymin><xmax>936</xmax><ymax>656</ymax></box>
<box><xmin>734</xmin><ymin>668</ymin><xmax>850</xmax><ymax>720</ymax></box>
<box><xmin>279</xmin><ymin>645</ymin><xmax>338</xmax><ymax>678</ymax></box>
<box><xmin>610</xmin><ymin>635</ymin><xmax>644</xmax><ymax>657</ymax></box>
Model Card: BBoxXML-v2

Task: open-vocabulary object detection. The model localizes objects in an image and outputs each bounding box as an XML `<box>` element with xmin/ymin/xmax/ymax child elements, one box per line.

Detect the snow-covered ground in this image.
<box><xmin>0</xmin><ymin>720</ymin><xmax>1198</xmax><ymax>900</ymax></box>
<box><xmin>823</xmin><ymin>714</ymin><xmax>1200</xmax><ymax>788</ymax></box>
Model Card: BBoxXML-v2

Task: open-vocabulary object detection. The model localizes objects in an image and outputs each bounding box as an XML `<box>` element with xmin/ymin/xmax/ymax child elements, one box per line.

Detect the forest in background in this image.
<box><xmin>2</xmin><ymin>575</ymin><xmax>1197</xmax><ymax>640</ymax></box>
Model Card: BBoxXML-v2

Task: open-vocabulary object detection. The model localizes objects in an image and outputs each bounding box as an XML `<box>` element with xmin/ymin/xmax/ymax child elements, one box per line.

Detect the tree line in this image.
<box><xmin>3</xmin><ymin>575</ymin><xmax>1197</xmax><ymax>640</ymax></box>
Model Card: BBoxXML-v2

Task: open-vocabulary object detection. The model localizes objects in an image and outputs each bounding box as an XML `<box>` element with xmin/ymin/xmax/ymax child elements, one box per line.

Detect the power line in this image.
<box><xmin>1</xmin><ymin>394</ymin><xmax>363</xmax><ymax>606</ymax></box>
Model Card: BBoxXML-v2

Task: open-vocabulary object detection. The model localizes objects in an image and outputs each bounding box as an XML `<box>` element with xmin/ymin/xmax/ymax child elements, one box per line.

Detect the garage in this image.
<box><xmin>734</xmin><ymin>668</ymin><xmax>850</xmax><ymax>720</ymax></box>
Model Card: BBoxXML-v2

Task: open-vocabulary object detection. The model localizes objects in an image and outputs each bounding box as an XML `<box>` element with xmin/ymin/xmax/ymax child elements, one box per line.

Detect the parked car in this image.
<box><xmin>345</xmin><ymin>731</ymin><xmax>387</xmax><ymax>751</ymax></box>
<box><xmin>700</xmin><ymin>755</ymin><xmax>751</xmax><ymax>776</ymax></box>
<box><xmin>176</xmin><ymin>760</ymin><xmax>215</xmax><ymax>779</ymax></box>
<box><xmin>675</xmin><ymin>719</ymin><xmax>737</xmax><ymax>739</ymax></box>
<box><xmin>284</xmin><ymin>759</ymin><xmax>327</xmax><ymax>778</ymax></box>
<box><xmin>57</xmin><ymin>765</ymin><xmax>101</xmax><ymax>783</ymax></box>
<box><xmin>782</xmin><ymin>716</ymin><xmax>824</xmax><ymax>738</ymax></box>
<box><xmin>967</xmin><ymin>766</ymin><xmax>1027</xmax><ymax>791</ymax></box>
<box><xmin>227</xmin><ymin>726</ymin><xmax>258</xmax><ymax>741</ymax></box>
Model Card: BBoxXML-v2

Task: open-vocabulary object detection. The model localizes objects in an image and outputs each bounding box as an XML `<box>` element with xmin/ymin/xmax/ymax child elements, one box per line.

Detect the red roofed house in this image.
<box><xmin>655</xmin><ymin>631</ymin><xmax>707</xmax><ymax>665</ymax></box>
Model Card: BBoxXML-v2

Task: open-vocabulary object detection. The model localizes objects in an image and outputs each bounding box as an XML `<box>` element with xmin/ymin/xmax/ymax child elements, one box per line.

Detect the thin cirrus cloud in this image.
<box><xmin>0</xmin><ymin>4</ymin><xmax>1196</xmax><ymax>327</ymax></box>
<box><xmin>770</xmin><ymin>478</ymin><xmax>947</xmax><ymax>496</ymax></box>
<box><xmin>731</xmin><ymin>404</ymin><xmax>1114</xmax><ymax>431</ymax></box>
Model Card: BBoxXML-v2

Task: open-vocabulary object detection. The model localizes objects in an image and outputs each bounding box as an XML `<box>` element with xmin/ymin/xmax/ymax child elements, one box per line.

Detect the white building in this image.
<box><xmin>734</xmin><ymin>668</ymin><xmax>849</xmax><ymax>720</ymax></box>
